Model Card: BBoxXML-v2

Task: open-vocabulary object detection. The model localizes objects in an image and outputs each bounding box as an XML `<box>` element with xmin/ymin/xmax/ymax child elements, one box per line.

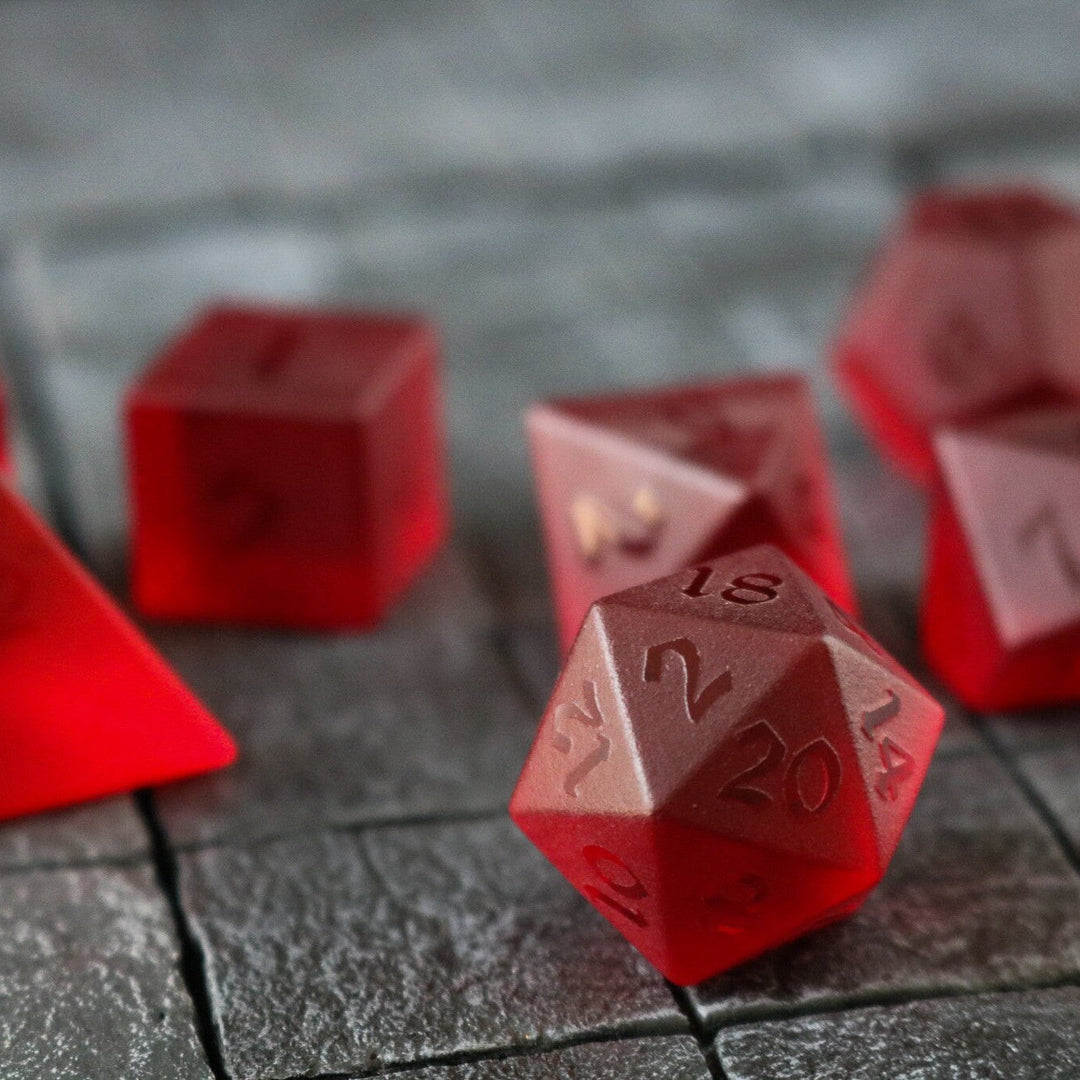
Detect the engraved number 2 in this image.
<box><xmin>642</xmin><ymin>637</ymin><xmax>733</xmax><ymax>723</ymax></box>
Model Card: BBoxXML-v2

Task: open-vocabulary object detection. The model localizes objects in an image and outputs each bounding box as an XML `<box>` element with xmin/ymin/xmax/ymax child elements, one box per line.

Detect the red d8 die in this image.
<box><xmin>126</xmin><ymin>305</ymin><xmax>447</xmax><ymax>628</ymax></box>
<box><xmin>923</xmin><ymin>406</ymin><xmax>1080</xmax><ymax>710</ymax></box>
<box><xmin>510</xmin><ymin>546</ymin><xmax>943</xmax><ymax>986</ymax></box>
<box><xmin>832</xmin><ymin>185</ymin><xmax>1080</xmax><ymax>482</ymax></box>
<box><xmin>527</xmin><ymin>375</ymin><xmax>855</xmax><ymax>653</ymax></box>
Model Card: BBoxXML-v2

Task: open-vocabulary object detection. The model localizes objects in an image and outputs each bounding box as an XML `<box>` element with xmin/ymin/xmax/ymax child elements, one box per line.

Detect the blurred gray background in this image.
<box><xmin>3</xmin><ymin>4</ymin><xmax>1080</xmax><ymax>1079</ymax></box>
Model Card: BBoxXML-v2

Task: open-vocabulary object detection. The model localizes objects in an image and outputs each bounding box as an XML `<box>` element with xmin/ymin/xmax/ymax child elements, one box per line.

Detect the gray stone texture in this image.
<box><xmin>716</xmin><ymin>987</ymin><xmax>1080</xmax><ymax>1080</ymax></box>
<box><xmin>179</xmin><ymin>818</ymin><xmax>685</xmax><ymax>1079</ymax></box>
<box><xmin>0</xmin><ymin>861</ymin><xmax>210</xmax><ymax>1079</ymax></box>
<box><xmin>398</xmin><ymin>1035</ymin><xmax>711</xmax><ymax>1080</ymax></box>
<box><xmin>0</xmin><ymin>795</ymin><xmax>147</xmax><ymax>872</ymax></box>
<box><xmin>689</xmin><ymin>748</ymin><xmax>1080</xmax><ymax>1027</ymax></box>
<box><xmin>153</xmin><ymin>614</ymin><xmax>536</xmax><ymax>847</ymax></box>
<box><xmin>1013</xmin><ymin>742</ymin><xmax>1080</xmax><ymax>858</ymax></box>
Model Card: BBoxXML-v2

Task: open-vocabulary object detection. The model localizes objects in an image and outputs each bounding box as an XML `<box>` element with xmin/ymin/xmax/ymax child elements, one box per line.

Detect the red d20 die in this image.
<box><xmin>126</xmin><ymin>305</ymin><xmax>447</xmax><ymax>628</ymax></box>
<box><xmin>510</xmin><ymin>546</ymin><xmax>943</xmax><ymax>986</ymax></box>
<box><xmin>0</xmin><ymin>484</ymin><xmax>235</xmax><ymax>821</ymax></box>
<box><xmin>527</xmin><ymin>375</ymin><xmax>855</xmax><ymax>653</ymax></box>
<box><xmin>922</xmin><ymin>406</ymin><xmax>1080</xmax><ymax>710</ymax></box>
<box><xmin>832</xmin><ymin>185</ymin><xmax>1080</xmax><ymax>482</ymax></box>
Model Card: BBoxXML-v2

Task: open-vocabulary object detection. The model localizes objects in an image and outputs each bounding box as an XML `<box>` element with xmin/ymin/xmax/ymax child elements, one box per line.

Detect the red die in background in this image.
<box><xmin>510</xmin><ymin>546</ymin><xmax>943</xmax><ymax>986</ymax></box>
<box><xmin>923</xmin><ymin>406</ymin><xmax>1080</xmax><ymax>711</ymax></box>
<box><xmin>832</xmin><ymin>185</ymin><xmax>1080</xmax><ymax>482</ymax></box>
<box><xmin>0</xmin><ymin>483</ymin><xmax>235</xmax><ymax>821</ymax></box>
<box><xmin>126</xmin><ymin>305</ymin><xmax>447</xmax><ymax>629</ymax></box>
<box><xmin>528</xmin><ymin>375</ymin><xmax>855</xmax><ymax>653</ymax></box>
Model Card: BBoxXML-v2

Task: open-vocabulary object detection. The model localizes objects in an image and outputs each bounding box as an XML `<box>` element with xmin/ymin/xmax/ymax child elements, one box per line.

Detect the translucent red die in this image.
<box><xmin>0</xmin><ymin>484</ymin><xmax>235</xmax><ymax>821</ymax></box>
<box><xmin>126</xmin><ymin>304</ymin><xmax>447</xmax><ymax>628</ymax></box>
<box><xmin>832</xmin><ymin>185</ymin><xmax>1080</xmax><ymax>481</ymax></box>
<box><xmin>922</xmin><ymin>406</ymin><xmax>1080</xmax><ymax>710</ymax></box>
<box><xmin>510</xmin><ymin>546</ymin><xmax>943</xmax><ymax>986</ymax></box>
<box><xmin>527</xmin><ymin>375</ymin><xmax>855</xmax><ymax>653</ymax></box>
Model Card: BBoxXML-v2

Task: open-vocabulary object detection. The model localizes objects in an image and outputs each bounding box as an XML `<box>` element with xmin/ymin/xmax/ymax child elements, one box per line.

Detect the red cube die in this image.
<box><xmin>527</xmin><ymin>375</ymin><xmax>856</xmax><ymax>653</ymax></box>
<box><xmin>0</xmin><ymin>483</ymin><xmax>235</xmax><ymax>822</ymax></box>
<box><xmin>832</xmin><ymin>185</ymin><xmax>1080</xmax><ymax>481</ymax></box>
<box><xmin>510</xmin><ymin>546</ymin><xmax>943</xmax><ymax>985</ymax></box>
<box><xmin>126</xmin><ymin>305</ymin><xmax>447</xmax><ymax>628</ymax></box>
<box><xmin>922</xmin><ymin>406</ymin><xmax>1080</xmax><ymax>710</ymax></box>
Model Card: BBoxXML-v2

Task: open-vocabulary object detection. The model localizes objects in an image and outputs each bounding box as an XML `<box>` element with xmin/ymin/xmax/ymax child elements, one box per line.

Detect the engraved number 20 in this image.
<box><xmin>719</xmin><ymin>721</ymin><xmax>841</xmax><ymax>817</ymax></box>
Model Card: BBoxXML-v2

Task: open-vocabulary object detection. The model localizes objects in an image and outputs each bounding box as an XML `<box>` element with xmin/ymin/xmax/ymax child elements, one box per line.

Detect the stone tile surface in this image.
<box><xmin>716</xmin><ymin>987</ymin><xmax>1080</xmax><ymax>1080</ymax></box>
<box><xmin>689</xmin><ymin>748</ymin><xmax>1080</xmax><ymax>1027</ymax></box>
<box><xmin>399</xmin><ymin>1035</ymin><xmax>710</xmax><ymax>1080</ymax></box>
<box><xmin>984</xmin><ymin>707</ymin><xmax>1080</xmax><ymax>754</ymax></box>
<box><xmin>0</xmin><ymin>795</ymin><xmax>147</xmax><ymax>871</ymax></box>
<box><xmin>0</xmin><ymin>861</ymin><xmax>210</xmax><ymax>1079</ymax></box>
<box><xmin>1014</xmin><ymin>742</ymin><xmax>1080</xmax><ymax>857</ymax></box>
<box><xmin>180</xmin><ymin>818</ymin><xmax>685</xmax><ymax>1079</ymax></box>
<box><xmin>154</xmin><ymin>620</ymin><xmax>533</xmax><ymax>847</ymax></box>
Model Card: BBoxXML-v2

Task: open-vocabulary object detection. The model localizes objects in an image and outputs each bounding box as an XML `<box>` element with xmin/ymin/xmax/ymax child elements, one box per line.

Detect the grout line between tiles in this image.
<box><xmin>136</xmin><ymin>789</ymin><xmax>232</xmax><ymax>1080</ymax></box>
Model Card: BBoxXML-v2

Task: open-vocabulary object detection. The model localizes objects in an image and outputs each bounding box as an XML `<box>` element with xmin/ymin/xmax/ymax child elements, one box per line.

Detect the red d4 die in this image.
<box><xmin>923</xmin><ymin>406</ymin><xmax>1080</xmax><ymax>710</ymax></box>
<box><xmin>528</xmin><ymin>375</ymin><xmax>855</xmax><ymax>653</ymax></box>
<box><xmin>510</xmin><ymin>546</ymin><xmax>942</xmax><ymax>986</ymax></box>
<box><xmin>832</xmin><ymin>185</ymin><xmax>1080</xmax><ymax>481</ymax></box>
<box><xmin>126</xmin><ymin>305</ymin><xmax>447</xmax><ymax>628</ymax></box>
<box><xmin>0</xmin><ymin>484</ymin><xmax>235</xmax><ymax>821</ymax></box>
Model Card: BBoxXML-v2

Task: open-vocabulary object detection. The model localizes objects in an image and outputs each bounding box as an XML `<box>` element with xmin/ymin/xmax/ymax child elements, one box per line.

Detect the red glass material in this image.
<box><xmin>0</xmin><ymin>483</ymin><xmax>235</xmax><ymax>821</ymax></box>
<box><xmin>126</xmin><ymin>305</ymin><xmax>447</xmax><ymax>628</ymax></box>
<box><xmin>832</xmin><ymin>186</ymin><xmax>1080</xmax><ymax>482</ymax></box>
<box><xmin>922</xmin><ymin>406</ymin><xmax>1080</xmax><ymax>710</ymax></box>
<box><xmin>527</xmin><ymin>375</ymin><xmax>856</xmax><ymax>653</ymax></box>
<box><xmin>510</xmin><ymin>546</ymin><xmax>943</xmax><ymax>986</ymax></box>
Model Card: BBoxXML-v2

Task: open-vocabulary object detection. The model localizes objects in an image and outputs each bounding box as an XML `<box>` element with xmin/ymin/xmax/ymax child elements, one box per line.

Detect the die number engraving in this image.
<box><xmin>682</xmin><ymin>566</ymin><xmax>714</xmax><ymax>598</ymax></box>
<box><xmin>929</xmin><ymin>309</ymin><xmax>985</xmax><ymax>390</ymax></box>
<box><xmin>861</xmin><ymin>690</ymin><xmax>915</xmax><ymax>802</ymax></box>
<box><xmin>719</xmin><ymin>721</ymin><xmax>842</xmax><ymax>817</ymax></box>
<box><xmin>642</xmin><ymin>638</ymin><xmax>733</xmax><ymax>723</ymax></box>
<box><xmin>1020</xmin><ymin>503</ymin><xmax>1080</xmax><ymax>590</ymax></box>
<box><xmin>582</xmin><ymin>845</ymin><xmax>648</xmax><ymax>927</ymax></box>
<box><xmin>705</xmin><ymin>873</ymin><xmax>768</xmax><ymax>936</ymax></box>
<box><xmin>551</xmin><ymin>681</ymin><xmax>610</xmax><ymax>798</ymax></box>
<box><xmin>571</xmin><ymin>487</ymin><xmax>664</xmax><ymax>565</ymax></box>
<box><xmin>680</xmin><ymin>569</ymin><xmax>783</xmax><ymax>604</ymax></box>
<box><xmin>204</xmin><ymin>474</ymin><xmax>278</xmax><ymax>549</ymax></box>
<box><xmin>720</xmin><ymin>573</ymin><xmax>782</xmax><ymax>605</ymax></box>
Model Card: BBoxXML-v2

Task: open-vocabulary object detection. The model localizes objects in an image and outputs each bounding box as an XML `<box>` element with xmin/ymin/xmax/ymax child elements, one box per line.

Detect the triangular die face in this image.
<box><xmin>507</xmin><ymin>808</ymin><xmax>669</xmax><ymax>977</ymax></box>
<box><xmin>549</xmin><ymin>378</ymin><xmax>796</xmax><ymax>483</ymax></box>
<box><xmin>850</xmin><ymin>232</ymin><xmax>1034</xmax><ymax>423</ymax></box>
<box><xmin>664</xmin><ymin>643</ymin><xmax>878</xmax><ymax>873</ymax></box>
<box><xmin>603</xmin><ymin>544</ymin><xmax>831</xmax><ymax>641</ymax></box>
<box><xmin>528</xmin><ymin>404</ymin><xmax>746</xmax><ymax>650</ymax></box>
<box><xmin>812</xmin><ymin>583</ymin><xmax>919</xmax><ymax>687</ymax></box>
<box><xmin>510</xmin><ymin>609</ymin><xmax>652</xmax><ymax>819</ymax></box>
<box><xmin>827</xmin><ymin>637</ymin><xmax>944</xmax><ymax>866</ymax></box>
<box><xmin>597</xmin><ymin>599</ymin><xmax>814</xmax><ymax>811</ymax></box>
<box><xmin>649</xmin><ymin>817</ymin><xmax>880</xmax><ymax>985</ymax></box>
<box><xmin>0</xmin><ymin>486</ymin><xmax>236</xmax><ymax>822</ymax></box>
<box><xmin>938</xmin><ymin>430</ymin><xmax>1080</xmax><ymax>647</ymax></box>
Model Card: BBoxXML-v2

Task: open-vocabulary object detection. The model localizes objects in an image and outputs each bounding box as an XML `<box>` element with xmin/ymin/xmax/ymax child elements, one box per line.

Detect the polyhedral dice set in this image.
<box><xmin>1</xmin><ymin>180</ymin><xmax>1077</xmax><ymax>990</ymax></box>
